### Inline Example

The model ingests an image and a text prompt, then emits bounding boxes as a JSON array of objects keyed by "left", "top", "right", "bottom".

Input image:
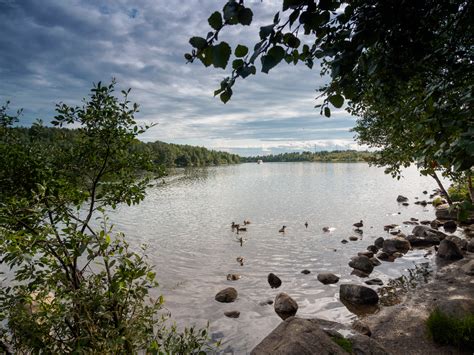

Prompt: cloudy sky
[{"left": 0, "top": 0, "right": 362, "bottom": 156}]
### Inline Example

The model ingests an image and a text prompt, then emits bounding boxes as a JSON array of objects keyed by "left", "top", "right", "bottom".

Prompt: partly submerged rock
[
  {"left": 224, "top": 310, "right": 240, "bottom": 318},
  {"left": 340, "top": 284, "right": 379, "bottom": 305},
  {"left": 349, "top": 256, "right": 374, "bottom": 274},
  {"left": 365, "top": 278, "right": 383, "bottom": 286},
  {"left": 382, "top": 237, "right": 411, "bottom": 254},
  {"left": 317, "top": 272, "right": 340, "bottom": 285},
  {"left": 274, "top": 293, "right": 298, "bottom": 320},
  {"left": 215, "top": 287, "right": 238, "bottom": 303},
  {"left": 374, "top": 237, "right": 385, "bottom": 249},
  {"left": 349, "top": 236, "right": 359, "bottom": 241},
  {"left": 397, "top": 195, "right": 408, "bottom": 202},
  {"left": 268, "top": 273, "right": 282, "bottom": 289},
  {"left": 301, "top": 269, "right": 311, "bottom": 275}
]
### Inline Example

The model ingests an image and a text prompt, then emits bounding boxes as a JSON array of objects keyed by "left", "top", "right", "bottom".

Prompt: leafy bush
[
  {"left": 0, "top": 82, "right": 215, "bottom": 353},
  {"left": 426, "top": 309, "right": 474, "bottom": 350}
]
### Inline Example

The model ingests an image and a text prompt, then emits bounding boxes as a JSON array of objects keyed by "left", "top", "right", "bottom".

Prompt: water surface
[{"left": 110, "top": 162, "right": 443, "bottom": 353}]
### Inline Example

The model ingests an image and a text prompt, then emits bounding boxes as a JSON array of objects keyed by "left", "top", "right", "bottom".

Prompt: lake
[{"left": 110, "top": 162, "right": 444, "bottom": 354}]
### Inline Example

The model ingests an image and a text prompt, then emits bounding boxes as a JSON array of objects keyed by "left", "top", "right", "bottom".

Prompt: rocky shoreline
[{"left": 236, "top": 193, "right": 474, "bottom": 354}]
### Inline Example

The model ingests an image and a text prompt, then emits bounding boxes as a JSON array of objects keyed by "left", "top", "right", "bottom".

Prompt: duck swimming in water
[
  {"left": 279, "top": 226, "right": 287, "bottom": 233},
  {"left": 322, "top": 226, "right": 330, "bottom": 232},
  {"left": 353, "top": 220, "right": 364, "bottom": 228},
  {"left": 304, "top": 221, "right": 308, "bottom": 228}
]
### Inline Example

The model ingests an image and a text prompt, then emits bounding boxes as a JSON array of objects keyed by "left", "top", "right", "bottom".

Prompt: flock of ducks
[{"left": 230, "top": 219, "right": 364, "bottom": 235}]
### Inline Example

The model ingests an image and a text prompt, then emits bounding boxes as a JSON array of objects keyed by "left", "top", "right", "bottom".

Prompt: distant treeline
[
  {"left": 241, "top": 150, "right": 373, "bottom": 162},
  {"left": 7, "top": 126, "right": 240, "bottom": 168}
]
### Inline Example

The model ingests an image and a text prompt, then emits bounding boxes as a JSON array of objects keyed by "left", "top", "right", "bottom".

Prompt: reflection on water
[{"left": 109, "top": 162, "right": 445, "bottom": 353}]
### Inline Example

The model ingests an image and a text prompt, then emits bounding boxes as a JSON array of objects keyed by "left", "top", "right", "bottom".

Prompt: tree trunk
[
  {"left": 430, "top": 171, "right": 452, "bottom": 206},
  {"left": 468, "top": 172, "right": 474, "bottom": 204}
]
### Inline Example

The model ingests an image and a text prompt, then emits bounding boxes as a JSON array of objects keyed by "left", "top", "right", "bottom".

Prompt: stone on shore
[
  {"left": 349, "top": 256, "right": 374, "bottom": 274},
  {"left": 352, "top": 320, "right": 372, "bottom": 336},
  {"left": 274, "top": 293, "right": 298, "bottom": 320},
  {"left": 268, "top": 273, "right": 282, "bottom": 288},
  {"left": 317, "top": 272, "right": 340, "bottom": 285},
  {"left": 382, "top": 237, "right": 411, "bottom": 255},
  {"left": 340, "top": 284, "right": 379, "bottom": 305},
  {"left": 367, "top": 245, "right": 378, "bottom": 254},
  {"left": 405, "top": 233, "right": 441, "bottom": 247},
  {"left": 369, "top": 257, "right": 381, "bottom": 266},
  {"left": 215, "top": 287, "right": 238, "bottom": 303},
  {"left": 412, "top": 225, "right": 447, "bottom": 240},
  {"left": 437, "top": 239, "right": 463, "bottom": 260},
  {"left": 250, "top": 318, "right": 347, "bottom": 355},
  {"left": 461, "top": 260, "right": 474, "bottom": 275},
  {"left": 435, "top": 204, "right": 457, "bottom": 220}
]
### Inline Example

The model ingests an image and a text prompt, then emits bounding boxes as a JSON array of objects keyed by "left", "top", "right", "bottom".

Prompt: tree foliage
[
  {"left": 242, "top": 150, "right": 372, "bottom": 162},
  {"left": 187, "top": 0, "right": 473, "bottom": 200},
  {"left": 0, "top": 82, "right": 214, "bottom": 353}
]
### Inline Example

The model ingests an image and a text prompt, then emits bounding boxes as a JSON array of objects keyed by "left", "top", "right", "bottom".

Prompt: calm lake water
[{"left": 110, "top": 162, "right": 444, "bottom": 354}]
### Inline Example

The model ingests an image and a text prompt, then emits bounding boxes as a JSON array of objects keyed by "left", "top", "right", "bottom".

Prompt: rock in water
[
  {"left": 374, "top": 237, "right": 385, "bottom": 249},
  {"left": 437, "top": 239, "right": 463, "bottom": 260},
  {"left": 301, "top": 269, "right": 311, "bottom": 274},
  {"left": 274, "top": 293, "right": 298, "bottom": 320},
  {"left": 267, "top": 273, "right": 282, "bottom": 288},
  {"left": 317, "top": 273, "right": 340, "bottom": 284},
  {"left": 215, "top": 287, "right": 238, "bottom": 303},
  {"left": 382, "top": 237, "right": 411, "bottom": 255},
  {"left": 365, "top": 278, "right": 383, "bottom": 286},
  {"left": 224, "top": 310, "right": 240, "bottom": 318},
  {"left": 349, "top": 236, "right": 359, "bottom": 241},
  {"left": 397, "top": 195, "right": 408, "bottom": 202},
  {"left": 339, "top": 284, "right": 379, "bottom": 305},
  {"left": 349, "top": 256, "right": 374, "bottom": 274}
]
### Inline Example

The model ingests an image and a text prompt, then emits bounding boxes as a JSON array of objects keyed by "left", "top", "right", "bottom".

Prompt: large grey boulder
[
  {"left": 412, "top": 225, "right": 447, "bottom": 239},
  {"left": 349, "top": 256, "right": 374, "bottom": 274},
  {"left": 445, "top": 235, "right": 468, "bottom": 251},
  {"left": 215, "top": 287, "right": 238, "bottom": 303},
  {"left": 251, "top": 318, "right": 347, "bottom": 355},
  {"left": 437, "top": 239, "right": 463, "bottom": 260},
  {"left": 274, "top": 293, "right": 298, "bottom": 320},
  {"left": 382, "top": 237, "right": 411, "bottom": 254},
  {"left": 340, "top": 284, "right": 379, "bottom": 305},
  {"left": 405, "top": 233, "right": 441, "bottom": 247},
  {"left": 435, "top": 204, "right": 457, "bottom": 220}
]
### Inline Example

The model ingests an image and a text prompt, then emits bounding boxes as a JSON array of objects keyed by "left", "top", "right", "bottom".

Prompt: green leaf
[
  {"left": 324, "top": 107, "right": 331, "bottom": 117},
  {"left": 232, "top": 59, "right": 244, "bottom": 70},
  {"left": 283, "top": 33, "right": 300, "bottom": 48},
  {"left": 220, "top": 88, "right": 232, "bottom": 103},
  {"left": 208, "top": 11, "right": 223, "bottom": 30},
  {"left": 259, "top": 24, "right": 274, "bottom": 40},
  {"left": 261, "top": 46, "right": 285, "bottom": 74},
  {"left": 223, "top": 2, "right": 239, "bottom": 24},
  {"left": 197, "top": 47, "right": 213, "bottom": 67},
  {"left": 189, "top": 37, "right": 207, "bottom": 50},
  {"left": 235, "top": 44, "right": 249, "bottom": 58},
  {"left": 328, "top": 94, "right": 344, "bottom": 108},
  {"left": 238, "top": 8, "right": 253, "bottom": 26},
  {"left": 212, "top": 42, "right": 231, "bottom": 69}
]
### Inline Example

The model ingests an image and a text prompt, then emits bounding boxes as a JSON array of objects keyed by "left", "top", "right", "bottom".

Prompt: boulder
[
  {"left": 435, "top": 204, "right": 457, "bottom": 220},
  {"left": 435, "top": 298, "right": 474, "bottom": 319},
  {"left": 250, "top": 318, "right": 347, "bottom": 355},
  {"left": 405, "top": 233, "right": 441, "bottom": 247},
  {"left": 351, "top": 269, "right": 370, "bottom": 278},
  {"left": 382, "top": 237, "right": 411, "bottom": 254},
  {"left": 358, "top": 251, "right": 374, "bottom": 258},
  {"left": 367, "top": 245, "right": 378, "bottom": 254},
  {"left": 352, "top": 320, "right": 372, "bottom": 337},
  {"left": 215, "top": 287, "right": 238, "bottom": 303},
  {"left": 437, "top": 239, "right": 463, "bottom": 260},
  {"left": 224, "top": 310, "right": 240, "bottom": 318},
  {"left": 365, "top": 278, "right": 383, "bottom": 286},
  {"left": 468, "top": 240, "right": 474, "bottom": 253},
  {"left": 445, "top": 235, "right": 468, "bottom": 251},
  {"left": 339, "top": 284, "right": 379, "bottom": 305},
  {"left": 349, "top": 256, "right": 374, "bottom": 274},
  {"left": 461, "top": 260, "right": 474, "bottom": 275},
  {"left": 274, "top": 293, "right": 298, "bottom": 320},
  {"left": 301, "top": 269, "right": 311, "bottom": 275},
  {"left": 412, "top": 225, "right": 447, "bottom": 240},
  {"left": 374, "top": 237, "right": 385, "bottom": 249},
  {"left": 443, "top": 220, "right": 457, "bottom": 232},
  {"left": 317, "top": 272, "right": 340, "bottom": 285},
  {"left": 397, "top": 195, "right": 408, "bottom": 202},
  {"left": 268, "top": 273, "right": 282, "bottom": 288}
]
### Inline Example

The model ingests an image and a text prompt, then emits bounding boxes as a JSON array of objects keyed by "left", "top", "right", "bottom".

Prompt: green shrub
[
  {"left": 331, "top": 336, "right": 353, "bottom": 353},
  {"left": 448, "top": 179, "right": 472, "bottom": 202},
  {"left": 426, "top": 309, "right": 474, "bottom": 350}
]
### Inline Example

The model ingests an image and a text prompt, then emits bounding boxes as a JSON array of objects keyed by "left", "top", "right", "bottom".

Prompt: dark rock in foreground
[
  {"left": 274, "top": 293, "right": 298, "bottom": 320},
  {"left": 215, "top": 287, "right": 238, "bottom": 303},
  {"left": 317, "top": 272, "right": 339, "bottom": 285},
  {"left": 268, "top": 273, "right": 282, "bottom": 288},
  {"left": 340, "top": 284, "right": 379, "bottom": 305},
  {"left": 437, "top": 239, "right": 463, "bottom": 260},
  {"left": 250, "top": 318, "right": 346, "bottom": 355}
]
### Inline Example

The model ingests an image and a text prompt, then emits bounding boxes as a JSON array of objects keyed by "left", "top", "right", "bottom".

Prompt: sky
[{"left": 0, "top": 0, "right": 363, "bottom": 156}]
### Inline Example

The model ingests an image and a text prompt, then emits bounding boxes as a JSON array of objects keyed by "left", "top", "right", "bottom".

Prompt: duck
[
  {"left": 279, "top": 226, "right": 287, "bottom": 233},
  {"left": 237, "top": 226, "right": 247, "bottom": 232},
  {"left": 243, "top": 220, "right": 251, "bottom": 225},
  {"left": 227, "top": 273, "right": 241, "bottom": 281},
  {"left": 322, "top": 226, "right": 330, "bottom": 232},
  {"left": 236, "top": 256, "right": 244, "bottom": 266},
  {"left": 304, "top": 221, "right": 308, "bottom": 228},
  {"left": 231, "top": 222, "right": 239, "bottom": 230},
  {"left": 353, "top": 220, "right": 364, "bottom": 228}
]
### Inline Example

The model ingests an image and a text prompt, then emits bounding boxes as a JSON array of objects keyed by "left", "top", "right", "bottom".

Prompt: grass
[
  {"left": 331, "top": 336, "right": 353, "bottom": 353},
  {"left": 426, "top": 308, "right": 474, "bottom": 350}
]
